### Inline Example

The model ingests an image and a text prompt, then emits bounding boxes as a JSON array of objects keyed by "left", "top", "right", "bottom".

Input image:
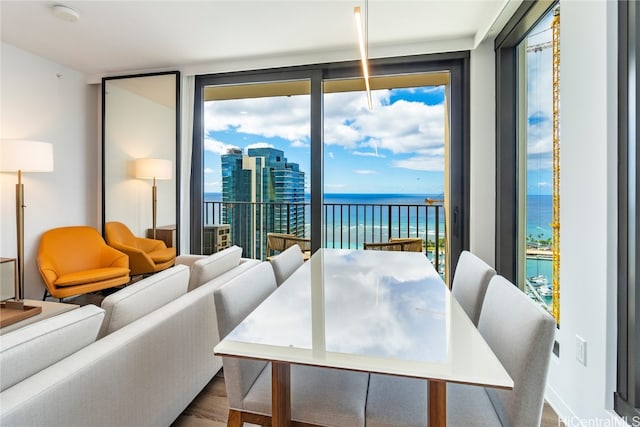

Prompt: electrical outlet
[{"left": 576, "top": 335, "right": 587, "bottom": 366}]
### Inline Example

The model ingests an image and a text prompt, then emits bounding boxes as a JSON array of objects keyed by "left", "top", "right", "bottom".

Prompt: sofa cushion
[
  {"left": 98, "top": 265, "right": 189, "bottom": 338},
  {"left": 0, "top": 304, "right": 105, "bottom": 392},
  {"left": 187, "top": 245, "right": 243, "bottom": 291}
]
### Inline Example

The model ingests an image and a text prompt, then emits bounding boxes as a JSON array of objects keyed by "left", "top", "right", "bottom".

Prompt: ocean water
[
  {"left": 205, "top": 192, "right": 448, "bottom": 244},
  {"left": 526, "top": 194, "right": 553, "bottom": 241},
  {"left": 205, "top": 193, "right": 553, "bottom": 240}
]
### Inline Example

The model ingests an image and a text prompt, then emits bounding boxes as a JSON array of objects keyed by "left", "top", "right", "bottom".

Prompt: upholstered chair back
[
  {"left": 214, "top": 262, "right": 277, "bottom": 409},
  {"left": 269, "top": 244, "right": 304, "bottom": 286},
  {"left": 451, "top": 251, "right": 496, "bottom": 325},
  {"left": 478, "top": 275, "right": 556, "bottom": 426},
  {"left": 105, "top": 221, "right": 139, "bottom": 248}
]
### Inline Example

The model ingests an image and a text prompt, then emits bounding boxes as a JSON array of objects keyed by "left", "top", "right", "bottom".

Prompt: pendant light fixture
[{"left": 354, "top": 4, "right": 373, "bottom": 110}]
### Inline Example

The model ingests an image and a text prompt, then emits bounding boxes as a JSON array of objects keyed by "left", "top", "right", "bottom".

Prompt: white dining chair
[
  {"left": 365, "top": 274, "right": 556, "bottom": 427},
  {"left": 214, "top": 262, "right": 369, "bottom": 427},
  {"left": 451, "top": 250, "right": 496, "bottom": 325},
  {"left": 269, "top": 244, "right": 304, "bottom": 286}
]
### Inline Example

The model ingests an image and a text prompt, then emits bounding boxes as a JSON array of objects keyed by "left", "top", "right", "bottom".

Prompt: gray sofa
[{"left": 0, "top": 246, "right": 260, "bottom": 427}]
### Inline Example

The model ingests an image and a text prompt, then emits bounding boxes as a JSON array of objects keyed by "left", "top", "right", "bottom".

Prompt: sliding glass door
[
  {"left": 191, "top": 53, "right": 469, "bottom": 282},
  {"left": 322, "top": 73, "right": 450, "bottom": 277}
]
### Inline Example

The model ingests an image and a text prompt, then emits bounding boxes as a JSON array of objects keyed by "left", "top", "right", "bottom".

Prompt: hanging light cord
[{"left": 354, "top": 1, "right": 373, "bottom": 110}]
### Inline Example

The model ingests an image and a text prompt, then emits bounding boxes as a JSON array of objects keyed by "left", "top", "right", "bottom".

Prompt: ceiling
[{"left": 1, "top": 1, "right": 520, "bottom": 81}]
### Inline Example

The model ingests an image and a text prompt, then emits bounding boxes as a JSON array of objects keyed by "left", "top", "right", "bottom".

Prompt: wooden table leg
[
  {"left": 272, "top": 362, "right": 291, "bottom": 427},
  {"left": 429, "top": 380, "right": 446, "bottom": 427}
]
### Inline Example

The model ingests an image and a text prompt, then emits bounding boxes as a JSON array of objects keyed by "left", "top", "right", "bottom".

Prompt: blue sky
[
  {"left": 525, "top": 10, "right": 554, "bottom": 196},
  {"left": 203, "top": 85, "right": 446, "bottom": 195}
]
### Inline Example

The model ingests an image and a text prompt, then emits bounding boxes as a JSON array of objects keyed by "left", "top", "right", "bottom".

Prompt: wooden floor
[{"left": 172, "top": 370, "right": 564, "bottom": 427}]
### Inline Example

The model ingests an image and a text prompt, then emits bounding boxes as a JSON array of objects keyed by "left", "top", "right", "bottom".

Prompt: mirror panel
[{"left": 102, "top": 72, "right": 180, "bottom": 251}]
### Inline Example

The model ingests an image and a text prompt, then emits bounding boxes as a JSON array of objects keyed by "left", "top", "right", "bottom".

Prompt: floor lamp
[
  {"left": 135, "top": 158, "right": 172, "bottom": 240},
  {"left": 0, "top": 140, "right": 54, "bottom": 307}
]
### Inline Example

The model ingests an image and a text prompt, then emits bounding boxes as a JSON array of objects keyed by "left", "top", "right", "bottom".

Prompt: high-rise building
[{"left": 221, "top": 147, "right": 306, "bottom": 259}]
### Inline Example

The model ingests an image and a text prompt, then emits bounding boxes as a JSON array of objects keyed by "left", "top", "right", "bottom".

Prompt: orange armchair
[
  {"left": 37, "top": 226, "right": 130, "bottom": 300},
  {"left": 105, "top": 221, "right": 176, "bottom": 276}
]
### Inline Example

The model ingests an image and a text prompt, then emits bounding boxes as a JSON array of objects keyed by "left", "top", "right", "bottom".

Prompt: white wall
[
  {"left": 0, "top": 42, "right": 99, "bottom": 300},
  {"left": 469, "top": 39, "right": 496, "bottom": 266},
  {"left": 543, "top": 1, "right": 620, "bottom": 423}
]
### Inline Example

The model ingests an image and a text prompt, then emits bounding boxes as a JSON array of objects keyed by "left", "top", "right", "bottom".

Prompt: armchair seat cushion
[
  {"left": 55, "top": 267, "right": 131, "bottom": 287},
  {"left": 149, "top": 247, "right": 177, "bottom": 264}
]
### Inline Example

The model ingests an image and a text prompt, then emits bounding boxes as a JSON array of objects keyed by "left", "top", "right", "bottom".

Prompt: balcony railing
[{"left": 204, "top": 200, "right": 446, "bottom": 275}]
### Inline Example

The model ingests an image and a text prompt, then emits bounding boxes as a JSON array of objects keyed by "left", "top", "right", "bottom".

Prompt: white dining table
[{"left": 214, "top": 248, "right": 513, "bottom": 427}]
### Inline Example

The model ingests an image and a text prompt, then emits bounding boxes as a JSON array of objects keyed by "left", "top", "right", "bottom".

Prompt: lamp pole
[
  {"left": 15, "top": 170, "right": 25, "bottom": 301},
  {"left": 152, "top": 176, "right": 158, "bottom": 240}
]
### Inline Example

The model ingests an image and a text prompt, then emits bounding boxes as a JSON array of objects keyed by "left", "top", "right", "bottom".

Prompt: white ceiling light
[
  {"left": 354, "top": 5, "right": 372, "bottom": 111},
  {"left": 52, "top": 5, "right": 80, "bottom": 23}
]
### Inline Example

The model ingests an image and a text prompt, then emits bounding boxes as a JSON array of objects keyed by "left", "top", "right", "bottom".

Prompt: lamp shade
[
  {"left": 0, "top": 140, "right": 54, "bottom": 172},
  {"left": 134, "top": 158, "right": 172, "bottom": 180}
]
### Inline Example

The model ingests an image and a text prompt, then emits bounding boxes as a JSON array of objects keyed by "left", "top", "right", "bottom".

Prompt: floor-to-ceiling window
[
  {"left": 495, "top": 0, "right": 560, "bottom": 323},
  {"left": 191, "top": 54, "right": 469, "bottom": 280}
]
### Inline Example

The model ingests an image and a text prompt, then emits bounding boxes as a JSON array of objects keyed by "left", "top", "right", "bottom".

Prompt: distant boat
[
  {"left": 528, "top": 275, "right": 549, "bottom": 287},
  {"left": 538, "top": 284, "right": 553, "bottom": 296}
]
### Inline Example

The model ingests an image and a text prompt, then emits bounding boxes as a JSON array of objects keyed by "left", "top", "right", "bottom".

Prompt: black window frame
[
  {"left": 190, "top": 53, "right": 470, "bottom": 278},
  {"left": 615, "top": 0, "right": 640, "bottom": 420}
]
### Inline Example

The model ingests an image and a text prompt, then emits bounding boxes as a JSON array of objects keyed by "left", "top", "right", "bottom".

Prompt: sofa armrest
[{"left": 175, "top": 254, "right": 207, "bottom": 269}]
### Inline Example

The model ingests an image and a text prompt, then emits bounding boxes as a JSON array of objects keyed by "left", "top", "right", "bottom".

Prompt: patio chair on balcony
[
  {"left": 266, "top": 232, "right": 311, "bottom": 261},
  {"left": 364, "top": 241, "right": 404, "bottom": 251},
  {"left": 364, "top": 238, "right": 424, "bottom": 252},
  {"left": 389, "top": 237, "right": 424, "bottom": 252}
]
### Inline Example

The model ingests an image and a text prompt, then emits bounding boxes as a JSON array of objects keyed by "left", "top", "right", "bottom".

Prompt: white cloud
[
  {"left": 353, "top": 150, "right": 386, "bottom": 158},
  {"left": 204, "top": 137, "right": 239, "bottom": 155},
  {"left": 324, "top": 91, "right": 445, "bottom": 155},
  {"left": 205, "top": 86, "right": 447, "bottom": 175},
  {"left": 353, "top": 169, "right": 378, "bottom": 175},
  {"left": 204, "top": 168, "right": 215, "bottom": 174},
  {"left": 204, "top": 180, "right": 221, "bottom": 192},
  {"left": 204, "top": 95, "right": 310, "bottom": 143},
  {"left": 392, "top": 155, "right": 444, "bottom": 172},
  {"left": 246, "top": 142, "right": 274, "bottom": 150},
  {"left": 290, "top": 140, "right": 310, "bottom": 148}
]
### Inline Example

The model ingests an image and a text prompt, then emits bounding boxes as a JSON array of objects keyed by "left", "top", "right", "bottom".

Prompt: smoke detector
[{"left": 52, "top": 5, "right": 80, "bottom": 23}]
